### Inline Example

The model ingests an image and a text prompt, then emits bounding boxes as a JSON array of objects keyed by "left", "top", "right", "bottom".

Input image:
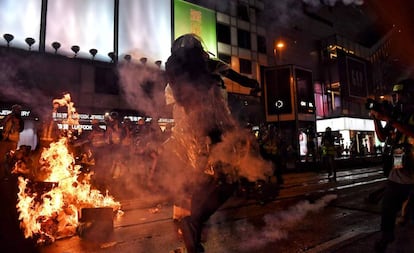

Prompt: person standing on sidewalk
[
  {"left": 369, "top": 78, "right": 414, "bottom": 253},
  {"left": 321, "top": 127, "right": 337, "bottom": 181}
]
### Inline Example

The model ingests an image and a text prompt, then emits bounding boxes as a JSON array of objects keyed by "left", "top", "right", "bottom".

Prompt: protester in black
[
  {"left": 0, "top": 104, "right": 24, "bottom": 178},
  {"left": 164, "top": 34, "right": 266, "bottom": 253},
  {"left": 1, "top": 104, "right": 24, "bottom": 147}
]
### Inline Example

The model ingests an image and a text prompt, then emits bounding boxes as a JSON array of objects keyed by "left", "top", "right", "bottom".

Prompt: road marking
[
  {"left": 333, "top": 177, "right": 386, "bottom": 190},
  {"left": 305, "top": 230, "right": 374, "bottom": 252}
]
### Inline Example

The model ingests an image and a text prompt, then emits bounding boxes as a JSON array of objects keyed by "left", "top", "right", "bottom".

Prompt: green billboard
[{"left": 174, "top": 0, "right": 217, "bottom": 57}]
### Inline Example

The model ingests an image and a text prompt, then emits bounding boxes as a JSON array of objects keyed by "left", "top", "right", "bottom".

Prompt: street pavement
[
  {"left": 312, "top": 224, "right": 414, "bottom": 253},
  {"left": 3, "top": 163, "right": 414, "bottom": 253}
]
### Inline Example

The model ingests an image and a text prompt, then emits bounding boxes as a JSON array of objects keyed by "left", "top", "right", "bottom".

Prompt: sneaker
[{"left": 197, "top": 243, "right": 205, "bottom": 252}]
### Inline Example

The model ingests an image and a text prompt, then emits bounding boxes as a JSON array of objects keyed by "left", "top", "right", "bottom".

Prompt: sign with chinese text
[{"left": 174, "top": 0, "right": 217, "bottom": 56}]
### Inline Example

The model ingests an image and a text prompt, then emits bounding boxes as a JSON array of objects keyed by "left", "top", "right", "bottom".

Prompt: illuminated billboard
[
  {"left": 0, "top": 0, "right": 42, "bottom": 50},
  {"left": 174, "top": 0, "right": 217, "bottom": 57},
  {"left": 45, "top": 0, "right": 115, "bottom": 61},
  {"left": 1, "top": 0, "right": 172, "bottom": 64},
  {"left": 119, "top": 0, "right": 172, "bottom": 67}
]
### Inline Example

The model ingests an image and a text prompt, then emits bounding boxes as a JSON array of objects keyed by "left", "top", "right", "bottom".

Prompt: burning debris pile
[{"left": 15, "top": 94, "right": 121, "bottom": 245}]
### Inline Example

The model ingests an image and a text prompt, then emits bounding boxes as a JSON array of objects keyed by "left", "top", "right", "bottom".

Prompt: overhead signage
[
  {"left": 0, "top": 109, "right": 31, "bottom": 117},
  {"left": 57, "top": 123, "right": 94, "bottom": 131},
  {"left": 53, "top": 112, "right": 105, "bottom": 122}
]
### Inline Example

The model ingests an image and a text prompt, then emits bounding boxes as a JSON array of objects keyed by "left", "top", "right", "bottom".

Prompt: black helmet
[
  {"left": 392, "top": 78, "right": 414, "bottom": 94},
  {"left": 392, "top": 78, "right": 414, "bottom": 108},
  {"left": 110, "top": 111, "right": 119, "bottom": 119},
  {"left": 11, "top": 104, "right": 22, "bottom": 114},
  {"left": 171, "top": 34, "right": 204, "bottom": 54}
]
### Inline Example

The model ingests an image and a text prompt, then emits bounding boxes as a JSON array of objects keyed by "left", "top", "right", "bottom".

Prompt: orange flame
[
  {"left": 52, "top": 92, "right": 81, "bottom": 135},
  {"left": 16, "top": 137, "right": 121, "bottom": 244}
]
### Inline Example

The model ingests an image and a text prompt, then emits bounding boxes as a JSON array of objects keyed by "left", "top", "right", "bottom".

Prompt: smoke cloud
[
  {"left": 117, "top": 62, "right": 167, "bottom": 119},
  {"left": 226, "top": 194, "right": 338, "bottom": 251},
  {"left": 0, "top": 56, "right": 53, "bottom": 118},
  {"left": 259, "top": 0, "right": 364, "bottom": 29},
  {"left": 114, "top": 59, "right": 273, "bottom": 201}
]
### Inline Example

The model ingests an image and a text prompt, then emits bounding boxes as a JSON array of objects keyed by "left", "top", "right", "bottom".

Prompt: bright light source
[{"left": 276, "top": 41, "right": 285, "bottom": 49}]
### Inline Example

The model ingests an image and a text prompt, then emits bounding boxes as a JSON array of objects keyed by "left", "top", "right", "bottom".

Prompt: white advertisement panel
[
  {"left": 45, "top": 0, "right": 115, "bottom": 61},
  {"left": 0, "top": 0, "right": 42, "bottom": 50},
  {"left": 118, "top": 0, "right": 172, "bottom": 67},
  {"left": 1, "top": 0, "right": 172, "bottom": 65}
]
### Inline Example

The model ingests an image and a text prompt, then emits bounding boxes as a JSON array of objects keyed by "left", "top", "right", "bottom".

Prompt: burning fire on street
[{"left": 15, "top": 94, "right": 122, "bottom": 245}]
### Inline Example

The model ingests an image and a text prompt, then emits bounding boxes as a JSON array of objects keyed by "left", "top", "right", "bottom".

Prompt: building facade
[{"left": 0, "top": 0, "right": 403, "bottom": 159}]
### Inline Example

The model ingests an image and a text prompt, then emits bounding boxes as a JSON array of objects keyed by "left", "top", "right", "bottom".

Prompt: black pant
[
  {"left": 272, "top": 155, "right": 284, "bottom": 184},
  {"left": 380, "top": 180, "right": 414, "bottom": 241},
  {"left": 322, "top": 155, "right": 335, "bottom": 178},
  {"left": 189, "top": 177, "right": 237, "bottom": 244}
]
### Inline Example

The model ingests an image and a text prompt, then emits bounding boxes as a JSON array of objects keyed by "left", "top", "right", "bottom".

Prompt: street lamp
[
  {"left": 108, "top": 52, "right": 115, "bottom": 63},
  {"left": 3, "top": 33, "right": 14, "bottom": 47},
  {"left": 140, "top": 57, "right": 147, "bottom": 65},
  {"left": 71, "top": 45, "right": 80, "bottom": 58},
  {"left": 273, "top": 40, "right": 285, "bottom": 65},
  {"left": 155, "top": 60, "right": 162, "bottom": 68},
  {"left": 25, "top": 37, "right": 35, "bottom": 51},
  {"left": 124, "top": 54, "right": 132, "bottom": 62},
  {"left": 89, "top": 48, "right": 98, "bottom": 60},
  {"left": 272, "top": 40, "right": 286, "bottom": 134},
  {"left": 52, "top": 41, "right": 61, "bottom": 54}
]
